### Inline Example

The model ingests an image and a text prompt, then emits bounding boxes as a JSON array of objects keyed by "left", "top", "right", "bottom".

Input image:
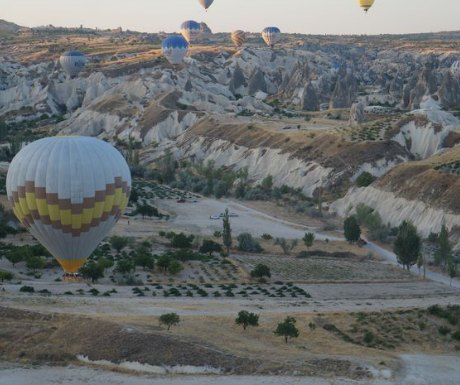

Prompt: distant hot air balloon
[
  {"left": 357, "top": 0, "right": 375, "bottom": 13},
  {"left": 6, "top": 136, "right": 131, "bottom": 275},
  {"left": 198, "top": 0, "right": 214, "bottom": 11},
  {"left": 162, "top": 35, "right": 189, "bottom": 65},
  {"left": 59, "top": 50, "right": 86, "bottom": 78},
  {"left": 180, "top": 20, "right": 201, "bottom": 45},
  {"left": 451, "top": 61, "right": 460, "bottom": 80},
  {"left": 231, "top": 30, "right": 246, "bottom": 48},
  {"left": 262, "top": 27, "right": 281, "bottom": 48}
]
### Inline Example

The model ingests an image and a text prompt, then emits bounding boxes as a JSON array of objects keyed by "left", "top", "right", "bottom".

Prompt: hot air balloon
[
  {"left": 198, "top": 0, "right": 214, "bottom": 11},
  {"left": 181, "top": 20, "right": 201, "bottom": 45},
  {"left": 451, "top": 61, "right": 460, "bottom": 80},
  {"left": 262, "top": 27, "right": 281, "bottom": 48},
  {"left": 6, "top": 136, "right": 131, "bottom": 275},
  {"left": 231, "top": 30, "right": 246, "bottom": 48},
  {"left": 357, "top": 0, "right": 375, "bottom": 13},
  {"left": 162, "top": 35, "right": 189, "bottom": 65},
  {"left": 59, "top": 50, "right": 86, "bottom": 78}
]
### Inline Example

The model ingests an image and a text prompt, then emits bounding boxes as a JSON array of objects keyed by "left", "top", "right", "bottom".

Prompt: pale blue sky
[{"left": 2, "top": 0, "right": 460, "bottom": 35}]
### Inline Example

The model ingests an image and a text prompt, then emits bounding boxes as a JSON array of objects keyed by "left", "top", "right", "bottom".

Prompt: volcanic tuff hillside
[{"left": 1, "top": 26, "right": 460, "bottom": 245}]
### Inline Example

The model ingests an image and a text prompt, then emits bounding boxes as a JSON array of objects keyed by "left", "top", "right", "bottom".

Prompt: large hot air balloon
[
  {"left": 181, "top": 20, "right": 201, "bottom": 45},
  {"left": 451, "top": 61, "right": 460, "bottom": 80},
  {"left": 198, "top": 0, "right": 214, "bottom": 11},
  {"left": 357, "top": 0, "right": 375, "bottom": 13},
  {"left": 162, "top": 35, "right": 189, "bottom": 65},
  {"left": 262, "top": 27, "right": 281, "bottom": 48},
  {"left": 6, "top": 136, "right": 131, "bottom": 274},
  {"left": 231, "top": 30, "right": 246, "bottom": 48},
  {"left": 59, "top": 50, "right": 86, "bottom": 78}
]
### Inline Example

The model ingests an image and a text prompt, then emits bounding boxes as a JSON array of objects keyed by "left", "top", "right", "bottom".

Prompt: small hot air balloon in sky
[
  {"left": 451, "top": 61, "right": 460, "bottom": 80},
  {"left": 198, "top": 0, "right": 214, "bottom": 11},
  {"left": 231, "top": 30, "right": 247, "bottom": 48},
  {"left": 181, "top": 20, "right": 201, "bottom": 45},
  {"left": 262, "top": 27, "right": 281, "bottom": 48},
  {"left": 7, "top": 136, "right": 131, "bottom": 275},
  {"left": 357, "top": 0, "right": 375, "bottom": 14},
  {"left": 59, "top": 50, "right": 86, "bottom": 78},
  {"left": 162, "top": 35, "right": 189, "bottom": 65}
]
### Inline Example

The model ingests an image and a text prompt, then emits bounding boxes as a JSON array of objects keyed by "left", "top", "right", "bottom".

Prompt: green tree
[
  {"left": 168, "top": 260, "right": 183, "bottom": 275},
  {"left": 235, "top": 311, "right": 259, "bottom": 330},
  {"left": 0, "top": 271, "right": 13, "bottom": 282},
  {"left": 170, "top": 233, "right": 194, "bottom": 249},
  {"left": 159, "top": 149, "right": 176, "bottom": 183},
  {"left": 275, "top": 238, "right": 298, "bottom": 255},
  {"left": 344, "top": 216, "right": 361, "bottom": 243},
  {"left": 250, "top": 264, "right": 271, "bottom": 279},
  {"left": 274, "top": 316, "right": 299, "bottom": 344},
  {"left": 134, "top": 249, "right": 155, "bottom": 270},
  {"left": 26, "top": 256, "right": 46, "bottom": 272},
  {"left": 129, "top": 188, "right": 139, "bottom": 204},
  {"left": 156, "top": 255, "right": 170, "bottom": 272},
  {"left": 355, "top": 172, "right": 375, "bottom": 187},
  {"left": 303, "top": 232, "right": 315, "bottom": 248},
  {"left": 199, "top": 240, "right": 223, "bottom": 256},
  {"left": 260, "top": 175, "right": 274, "bottom": 191},
  {"left": 79, "top": 260, "right": 105, "bottom": 283},
  {"left": 238, "top": 233, "right": 262, "bottom": 253},
  {"left": 222, "top": 209, "right": 232, "bottom": 257},
  {"left": 435, "top": 224, "right": 452, "bottom": 270},
  {"left": 448, "top": 255, "right": 457, "bottom": 286},
  {"left": 110, "top": 236, "right": 129, "bottom": 252},
  {"left": 393, "top": 220, "right": 421, "bottom": 271},
  {"left": 137, "top": 202, "right": 158, "bottom": 219},
  {"left": 114, "top": 258, "right": 135, "bottom": 276},
  {"left": 159, "top": 313, "right": 180, "bottom": 330}
]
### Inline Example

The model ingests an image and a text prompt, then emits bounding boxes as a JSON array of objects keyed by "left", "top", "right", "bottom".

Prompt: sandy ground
[{"left": 1, "top": 354, "right": 459, "bottom": 385}]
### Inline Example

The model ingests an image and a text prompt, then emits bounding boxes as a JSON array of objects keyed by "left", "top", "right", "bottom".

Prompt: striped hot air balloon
[
  {"left": 262, "top": 27, "right": 281, "bottom": 48},
  {"left": 180, "top": 20, "right": 201, "bottom": 45},
  {"left": 451, "top": 61, "right": 460, "bottom": 80},
  {"left": 6, "top": 137, "right": 131, "bottom": 274},
  {"left": 357, "top": 0, "right": 375, "bottom": 13},
  {"left": 231, "top": 30, "right": 246, "bottom": 48},
  {"left": 162, "top": 35, "right": 189, "bottom": 65},
  {"left": 198, "top": 0, "right": 214, "bottom": 10},
  {"left": 59, "top": 50, "right": 86, "bottom": 78}
]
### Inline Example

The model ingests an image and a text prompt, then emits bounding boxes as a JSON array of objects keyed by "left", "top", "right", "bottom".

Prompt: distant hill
[{"left": 0, "top": 19, "right": 23, "bottom": 33}]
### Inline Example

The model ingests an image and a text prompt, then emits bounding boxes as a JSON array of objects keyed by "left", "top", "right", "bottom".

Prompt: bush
[
  {"left": 452, "top": 331, "right": 460, "bottom": 341},
  {"left": 19, "top": 286, "right": 35, "bottom": 293},
  {"left": 159, "top": 313, "right": 180, "bottom": 330},
  {"left": 250, "top": 264, "right": 271, "bottom": 279},
  {"left": 170, "top": 233, "right": 194, "bottom": 249},
  {"left": 356, "top": 172, "right": 376, "bottom": 187},
  {"left": 237, "top": 233, "right": 262, "bottom": 253},
  {"left": 0, "top": 271, "right": 13, "bottom": 281},
  {"left": 438, "top": 326, "right": 451, "bottom": 336},
  {"left": 261, "top": 233, "right": 273, "bottom": 240}
]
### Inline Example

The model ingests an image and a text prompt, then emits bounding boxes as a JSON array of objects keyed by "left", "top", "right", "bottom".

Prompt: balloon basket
[{"left": 63, "top": 273, "right": 82, "bottom": 282}]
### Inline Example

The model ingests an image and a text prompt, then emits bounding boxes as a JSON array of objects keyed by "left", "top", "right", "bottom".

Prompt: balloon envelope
[
  {"left": 357, "top": 0, "right": 375, "bottom": 13},
  {"left": 6, "top": 137, "right": 131, "bottom": 273},
  {"left": 231, "top": 30, "right": 246, "bottom": 48},
  {"left": 162, "top": 35, "right": 189, "bottom": 65},
  {"left": 198, "top": 0, "right": 214, "bottom": 10},
  {"left": 262, "top": 27, "right": 281, "bottom": 48},
  {"left": 59, "top": 50, "right": 86, "bottom": 78},
  {"left": 180, "top": 20, "right": 201, "bottom": 44}
]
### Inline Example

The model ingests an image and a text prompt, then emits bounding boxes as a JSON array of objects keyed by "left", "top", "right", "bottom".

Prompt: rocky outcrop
[
  {"left": 302, "top": 82, "right": 319, "bottom": 111},
  {"left": 329, "top": 69, "right": 357, "bottom": 109},
  {"left": 439, "top": 72, "right": 460, "bottom": 110},
  {"left": 247, "top": 69, "right": 267, "bottom": 96},
  {"left": 349, "top": 102, "right": 365, "bottom": 126}
]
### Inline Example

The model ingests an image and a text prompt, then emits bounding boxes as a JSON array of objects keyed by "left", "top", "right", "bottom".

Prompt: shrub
[
  {"left": 356, "top": 172, "right": 376, "bottom": 187},
  {"left": 250, "top": 264, "right": 271, "bottom": 279},
  {"left": 438, "top": 326, "right": 451, "bottom": 336},
  {"left": 159, "top": 313, "right": 180, "bottom": 330},
  {"left": 19, "top": 285, "right": 34, "bottom": 293},
  {"left": 237, "top": 233, "right": 262, "bottom": 253}
]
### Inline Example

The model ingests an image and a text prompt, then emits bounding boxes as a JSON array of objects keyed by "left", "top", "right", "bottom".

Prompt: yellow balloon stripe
[{"left": 10, "top": 188, "right": 129, "bottom": 232}]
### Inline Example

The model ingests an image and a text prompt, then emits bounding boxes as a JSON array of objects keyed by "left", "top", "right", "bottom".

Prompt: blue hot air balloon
[
  {"left": 262, "top": 27, "right": 281, "bottom": 48},
  {"left": 181, "top": 20, "right": 201, "bottom": 45},
  {"left": 59, "top": 50, "right": 86, "bottom": 78},
  {"left": 162, "top": 35, "right": 189, "bottom": 65}
]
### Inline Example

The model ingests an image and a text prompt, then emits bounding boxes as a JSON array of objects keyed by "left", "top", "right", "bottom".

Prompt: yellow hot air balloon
[
  {"left": 357, "top": 0, "right": 375, "bottom": 13},
  {"left": 6, "top": 136, "right": 131, "bottom": 274}
]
